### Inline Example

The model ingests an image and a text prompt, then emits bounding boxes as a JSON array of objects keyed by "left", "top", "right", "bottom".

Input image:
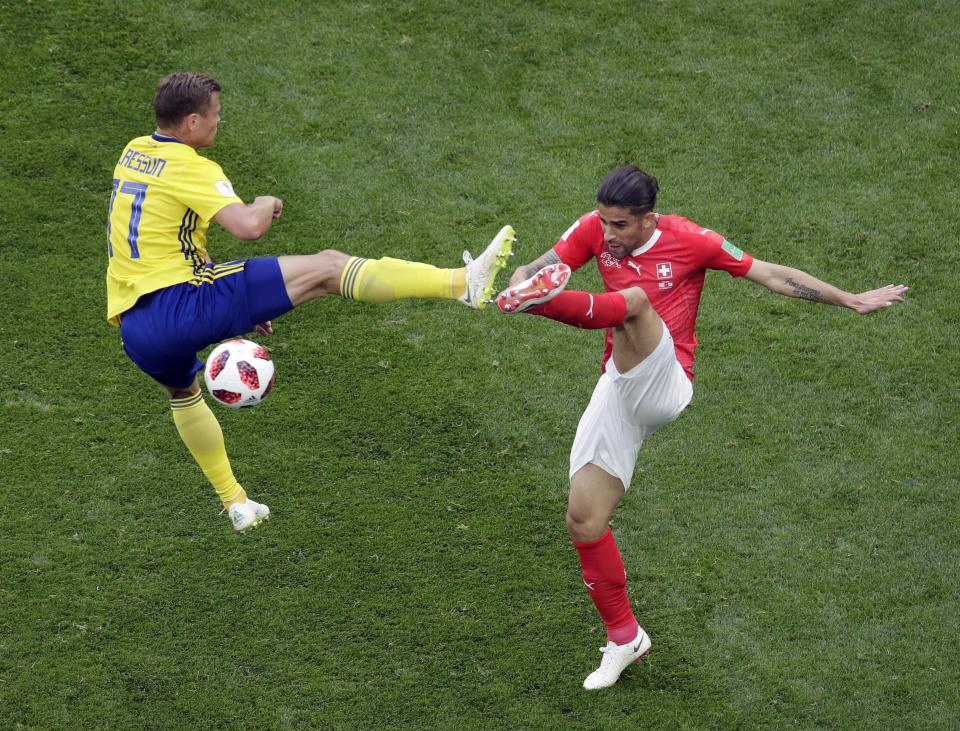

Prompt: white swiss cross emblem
[{"left": 657, "top": 262, "right": 674, "bottom": 289}]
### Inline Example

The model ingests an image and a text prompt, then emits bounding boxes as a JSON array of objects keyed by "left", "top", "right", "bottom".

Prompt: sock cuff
[
  {"left": 169, "top": 391, "right": 204, "bottom": 410},
  {"left": 610, "top": 291, "right": 628, "bottom": 324},
  {"left": 340, "top": 256, "right": 369, "bottom": 300},
  {"left": 572, "top": 526, "right": 614, "bottom": 550}
]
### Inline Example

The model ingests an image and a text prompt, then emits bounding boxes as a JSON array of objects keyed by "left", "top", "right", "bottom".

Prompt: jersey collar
[
  {"left": 151, "top": 132, "right": 186, "bottom": 144},
  {"left": 630, "top": 226, "right": 662, "bottom": 257}
]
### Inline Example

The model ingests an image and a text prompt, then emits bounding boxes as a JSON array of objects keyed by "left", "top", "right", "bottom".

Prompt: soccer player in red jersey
[{"left": 498, "top": 166, "right": 908, "bottom": 689}]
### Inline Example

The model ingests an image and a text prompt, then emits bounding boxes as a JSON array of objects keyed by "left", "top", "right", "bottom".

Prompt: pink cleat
[{"left": 496, "top": 263, "right": 571, "bottom": 313}]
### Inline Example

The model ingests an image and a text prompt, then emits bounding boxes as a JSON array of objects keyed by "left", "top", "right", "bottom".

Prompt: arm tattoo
[
  {"left": 785, "top": 277, "right": 826, "bottom": 303},
  {"left": 521, "top": 250, "right": 562, "bottom": 279}
]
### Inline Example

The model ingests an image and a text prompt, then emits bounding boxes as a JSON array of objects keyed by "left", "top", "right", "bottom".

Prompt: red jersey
[{"left": 553, "top": 211, "right": 754, "bottom": 379}]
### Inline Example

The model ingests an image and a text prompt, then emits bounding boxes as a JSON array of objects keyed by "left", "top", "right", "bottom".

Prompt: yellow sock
[
  {"left": 340, "top": 256, "right": 466, "bottom": 302},
  {"left": 450, "top": 268, "right": 466, "bottom": 298},
  {"left": 169, "top": 391, "right": 245, "bottom": 506}
]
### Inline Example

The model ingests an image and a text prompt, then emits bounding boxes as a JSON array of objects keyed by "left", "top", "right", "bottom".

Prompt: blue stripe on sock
[{"left": 341, "top": 257, "right": 368, "bottom": 300}]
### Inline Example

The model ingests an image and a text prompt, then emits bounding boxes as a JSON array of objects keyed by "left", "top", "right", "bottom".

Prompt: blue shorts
[{"left": 120, "top": 258, "right": 293, "bottom": 388}]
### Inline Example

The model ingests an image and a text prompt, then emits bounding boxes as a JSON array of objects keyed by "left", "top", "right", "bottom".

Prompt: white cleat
[
  {"left": 582, "top": 626, "right": 651, "bottom": 690},
  {"left": 228, "top": 498, "right": 270, "bottom": 534},
  {"left": 496, "top": 262, "right": 571, "bottom": 313},
  {"left": 458, "top": 225, "right": 516, "bottom": 309}
]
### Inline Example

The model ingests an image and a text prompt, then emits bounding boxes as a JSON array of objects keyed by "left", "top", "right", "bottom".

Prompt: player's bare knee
[
  {"left": 620, "top": 286, "right": 653, "bottom": 320},
  {"left": 313, "top": 249, "right": 349, "bottom": 276},
  {"left": 565, "top": 509, "right": 583, "bottom": 537},
  {"left": 304, "top": 249, "right": 349, "bottom": 293},
  {"left": 618, "top": 286, "right": 663, "bottom": 348},
  {"left": 566, "top": 508, "right": 603, "bottom": 542}
]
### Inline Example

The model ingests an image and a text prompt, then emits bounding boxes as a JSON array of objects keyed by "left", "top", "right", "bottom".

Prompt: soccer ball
[{"left": 203, "top": 339, "right": 275, "bottom": 409}]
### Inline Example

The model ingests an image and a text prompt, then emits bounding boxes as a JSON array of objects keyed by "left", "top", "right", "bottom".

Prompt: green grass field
[{"left": 2, "top": 0, "right": 958, "bottom": 727}]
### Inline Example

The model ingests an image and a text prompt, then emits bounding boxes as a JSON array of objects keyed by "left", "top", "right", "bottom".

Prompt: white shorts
[{"left": 569, "top": 325, "right": 693, "bottom": 491}]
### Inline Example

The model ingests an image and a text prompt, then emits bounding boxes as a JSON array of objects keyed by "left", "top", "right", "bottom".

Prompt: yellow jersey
[{"left": 106, "top": 133, "right": 242, "bottom": 325}]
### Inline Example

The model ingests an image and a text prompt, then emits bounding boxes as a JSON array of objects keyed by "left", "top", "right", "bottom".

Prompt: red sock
[
  {"left": 531, "top": 290, "right": 627, "bottom": 329},
  {"left": 574, "top": 527, "right": 640, "bottom": 644}
]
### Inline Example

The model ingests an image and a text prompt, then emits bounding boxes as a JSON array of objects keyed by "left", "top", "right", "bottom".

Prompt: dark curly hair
[{"left": 597, "top": 166, "right": 659, "bottom": 216}]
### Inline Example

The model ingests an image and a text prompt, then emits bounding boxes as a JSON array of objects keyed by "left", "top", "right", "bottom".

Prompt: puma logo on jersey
[
  {"left": 626, "top": 261, "right": 642, "bottom": 278},
  {"left": 585, "top": 294, "right": 594, "bottom": 318}
]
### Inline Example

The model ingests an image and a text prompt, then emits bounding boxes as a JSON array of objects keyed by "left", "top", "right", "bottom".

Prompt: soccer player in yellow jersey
[{"left": 107, "top": 71, "right": 515, "bottom": 533}]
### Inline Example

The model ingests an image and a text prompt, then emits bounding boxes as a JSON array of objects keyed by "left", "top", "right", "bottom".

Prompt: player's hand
[
  {"left": 254, "top": 195, "right": 283, "bottom": 219},
  {"left": 850, "top": 284, "right": 909, "bottom": 314},
  {"left": 252, "top": 321, "right": 274, "bottom": 336}
]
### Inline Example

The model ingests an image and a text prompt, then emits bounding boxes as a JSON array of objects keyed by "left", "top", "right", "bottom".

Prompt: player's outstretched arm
[
  {"left": 508, "top": 249, "right": 562, "bottom": 287},
  {"left": 744, "top": 258, "right": 908, "bottom": 314},
  {"left": 215, "top": 196, "right": 283, "bottom": 241}
]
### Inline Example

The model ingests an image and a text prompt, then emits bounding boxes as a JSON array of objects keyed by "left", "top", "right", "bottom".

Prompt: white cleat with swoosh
[
  {"left": 582, "top": 626, "right": 651, "bottom": 690},
  {"left": 458, "top": 225, "right": 515, "bottom": 309}
]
